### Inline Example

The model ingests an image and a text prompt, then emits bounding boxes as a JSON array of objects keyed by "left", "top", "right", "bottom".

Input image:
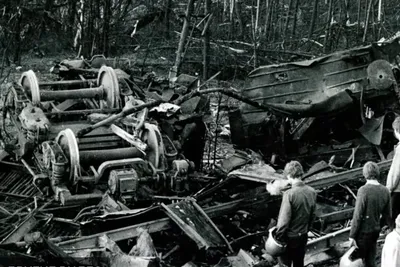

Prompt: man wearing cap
[
  {"left": 349, "top": 161, "right": 392, "bottom": 267},
  {"left": 275, "top": 161, "right": 317, "bottom": 267},
  {"left": 381, "top": 214, "right": 400, "bottom": 267}
]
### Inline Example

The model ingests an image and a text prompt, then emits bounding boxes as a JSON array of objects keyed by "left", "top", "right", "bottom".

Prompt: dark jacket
[
  {"left": 350, "top": 181, "right": 391, "bottom": 239},
  {"left": 276, "top": 180, "right": 317, "bottom": 240}
]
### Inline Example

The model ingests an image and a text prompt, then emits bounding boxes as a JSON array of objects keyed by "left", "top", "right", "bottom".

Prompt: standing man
[
  {"left": 387, "top": 116, "right": 400, "bottom": 223},
  {"left": 381, "top": 214, "right": 400, "bottom": 267},
  {"left": 349, "top": 161, "right": 392, "bottom": 267},
  {"left": 275, "top": 161, "right": 317, "bottom": 267}
]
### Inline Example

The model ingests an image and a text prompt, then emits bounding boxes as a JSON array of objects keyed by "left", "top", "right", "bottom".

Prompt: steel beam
[
  {"left": 39, "top": 87, "right": 104, "bottom": 101},
  {"left": 1, "top": 212, "right": 38, "bottom": 244},
  {"left": 306, "top": 227, "right": 350, "bottom": 254},
  {"left": 57, "top": 199, "right": 242, "bottom": 250},
  {"left": 318, "top": 208, "right": 354, "bottom": 224},
  {"left": 307, "top": 160, "right": 392, "bottom": 189},
  {"left": 231, "top": 160, "right": 392, "bottom": 190},
  {"left": 45, "top": 108, "right": 121, "bottom": 116},
  {"left": 39, "top": 79, "right": 97, "bottom": 87}
]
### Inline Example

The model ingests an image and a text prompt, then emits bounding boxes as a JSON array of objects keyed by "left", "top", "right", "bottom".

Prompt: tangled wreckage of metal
[{"left": 0, "top": 36, "right": 400, "bottom": 266}]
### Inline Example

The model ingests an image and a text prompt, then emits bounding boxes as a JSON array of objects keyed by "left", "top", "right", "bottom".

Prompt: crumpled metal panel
[{"left": 240, "top": 37, "right": 400, "bottom": 121}]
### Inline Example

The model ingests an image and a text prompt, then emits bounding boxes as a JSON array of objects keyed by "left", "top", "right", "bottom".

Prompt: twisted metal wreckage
[{"left": 0, "top": 36, "right": 400, "bottom": 266}]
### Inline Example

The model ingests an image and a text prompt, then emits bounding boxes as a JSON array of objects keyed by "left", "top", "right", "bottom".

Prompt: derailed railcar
[{"left": 230, "top": 37, "right": 400, "bottom": 164}]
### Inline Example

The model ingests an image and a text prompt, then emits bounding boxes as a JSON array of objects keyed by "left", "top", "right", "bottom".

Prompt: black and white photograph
[{"left": 0, "top": 0, "right": 399, "bottom": 266}]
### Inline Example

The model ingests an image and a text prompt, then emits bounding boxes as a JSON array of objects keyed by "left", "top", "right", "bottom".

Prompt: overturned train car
[{"left": 229, "top": 37, "right": 400, "bottom": 165}]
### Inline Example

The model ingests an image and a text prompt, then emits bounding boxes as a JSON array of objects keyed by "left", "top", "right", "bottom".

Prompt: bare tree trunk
[
  {"left": 68, "top": 0, "right": 77, "bottom": 39},
  {"left": 87, "top": 0, "right": 94, "bottom": 56},
  {"left": 74, "top": 0, "right": 84, "bottom": 57},
  {"left": 171, "top": 0, "right": 195, "bottom": 78},
  {"left": 343, "top": 0, "right": 349, "bottom": 48},
  {"left": 255, "top": 0, "right": 261, "bottom": 30},
  {"left": 344, "top": 0, "right": 349, "bottom": 22},
  {"left": 251, "top": 0, "right": 258, "bottom": 68},
  {"left": 271, "top": 0, "right": 278, "bottom": 42},
  {"left": 13, "top": 11, "right": 22, "bottom": 64},
  {"left": 254, "top": 0, "right": 261, "bottom": 67},
  {"left": 102, "top": 0, "right": 111, "bottom": 56},
  {"left": 96, "top": 0, "right": 101, "bottom": 53},
  {"left": 223, "top": 0, "right": 227, "bottom": 22},
  {"left": 164, "top": 0, "right": 171, "bottom": 39},
  {"left": 308, "top": 0, "right": 319, "bottom": 38},
  {"left": 357, "top": 0, "right": 362, "bottom": 38},
  {"left": 235, "top": 0, "right": 244, "bottom": 40},
  {"left": 283, "top": 0, "right": 293, "bottom": 38},
  {"left": 203, "top": 0, "right": 211, "bottom": 80},
  {"left": 324, "top": 0, "right": 333, "bottom": 53},
  {"left": 362, "top": 0, "right": 373, "bottom": 43},
  {"left": 291, "top": 0, "right": 299, "bottom": 38},
  {"left": 40, "top": 0, "right": 54, "bottom": 38},
  {"left": 371, "top": 3, "right": 376, "bottom": 41},
  {"left": 264, "top": 0, "right": 271, "bottom": 37},
  {"left": 229, "top": 0, "right": 235, "bottom": 39},
  {"left": 377, "top": 0, "right": 383, "bottom": 38}
]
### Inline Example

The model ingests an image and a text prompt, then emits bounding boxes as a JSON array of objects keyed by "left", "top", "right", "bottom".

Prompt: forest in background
[{"left": 0, "top": 0, "right": 399, "bottom": 80}]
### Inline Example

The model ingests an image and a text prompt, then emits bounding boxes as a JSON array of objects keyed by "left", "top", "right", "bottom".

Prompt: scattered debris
[{"left": 0, "top": 35, "right": 400, "bottom": 266}]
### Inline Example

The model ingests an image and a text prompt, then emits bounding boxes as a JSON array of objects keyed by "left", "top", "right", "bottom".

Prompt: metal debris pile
[{"left": 0, "top": 36, "right": 400, "bottom": 266}]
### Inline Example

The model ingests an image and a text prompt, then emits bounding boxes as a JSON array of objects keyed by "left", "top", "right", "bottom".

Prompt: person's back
[
  {"left": 349, "top": 161, "right": 391, "bottom": 267},
  {"left": 285, "top": 183, "right": 316, "bottom": 238},
  {"left": 354, "top": 183, "right": 390, "bottom": 235},
  {"left": 275, "top": 161, "right": 317, "bottom": 267}
]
